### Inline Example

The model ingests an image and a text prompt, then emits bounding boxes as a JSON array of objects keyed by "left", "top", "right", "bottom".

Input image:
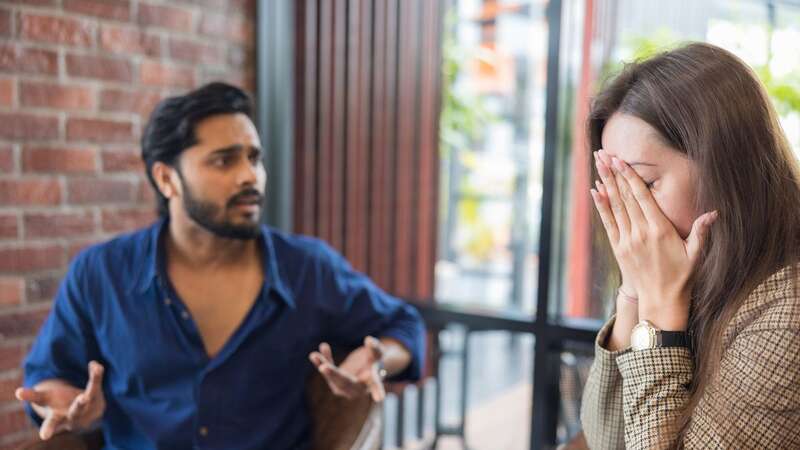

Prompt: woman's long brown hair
[{"left": 587, "top": 42, "right": 800, "bottom": 441}]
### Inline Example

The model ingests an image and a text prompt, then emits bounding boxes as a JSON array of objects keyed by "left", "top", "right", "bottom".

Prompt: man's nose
[{"left": 236, "top": 159, "right": 259, "bottom": 186}]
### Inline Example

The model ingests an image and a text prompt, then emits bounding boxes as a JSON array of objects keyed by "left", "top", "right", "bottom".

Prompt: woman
[{"left": 580, "top": 42, "right": 800, "bottom": 449}]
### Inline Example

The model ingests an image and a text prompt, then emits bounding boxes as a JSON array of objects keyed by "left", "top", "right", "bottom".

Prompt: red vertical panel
[
  {"left": 317, "top": 0, "right": 334, "bottom": 242},
  {"left": 294, "top": 0, "right": 319, "bottom": 236},
  {"left": 344, "top": 0, "right": 371, "bottom": 272},
  {"left": 368, "top": 0, "right": 388, "bottom": 289},
  {"left": 392, "top": 0, "right": 419, "bottom": 298},
  {"left": 370, "top": 0, "right": 399, "bottom": 292},
  {"left": 414, "top": 0, "right": 441, "bottom": 302},
  {"left": 330, "top": 0, "right": 348, "bottom": 251},
  {"left": 566, "top": 0, "right": 595, "bottom": 317}
]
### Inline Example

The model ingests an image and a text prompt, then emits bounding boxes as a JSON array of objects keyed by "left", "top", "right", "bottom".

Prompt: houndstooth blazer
[{"left": 580, "top": 264, "right": 800, "bottom": 449}]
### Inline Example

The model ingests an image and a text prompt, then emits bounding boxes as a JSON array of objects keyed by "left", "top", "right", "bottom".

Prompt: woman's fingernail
[{"left": 611, "top": 157, "right": 624, "bottom": 172}]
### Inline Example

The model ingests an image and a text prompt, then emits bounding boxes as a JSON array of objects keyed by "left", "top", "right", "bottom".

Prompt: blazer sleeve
[
  {"left": 615, "top": 328, "right": 800, "bottom": 449},
  {"left": 580, "top": 316, "right": 627, "bottom": 450}
]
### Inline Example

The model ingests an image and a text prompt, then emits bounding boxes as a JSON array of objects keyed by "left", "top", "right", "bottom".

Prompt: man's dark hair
[{"left": 141, "top": 82, "right": 254, "bottom": 217}]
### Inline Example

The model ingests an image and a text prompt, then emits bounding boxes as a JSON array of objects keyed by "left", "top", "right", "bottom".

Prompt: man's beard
[{"left": 179, "top": 176, "right": 264, "bottom": 240}]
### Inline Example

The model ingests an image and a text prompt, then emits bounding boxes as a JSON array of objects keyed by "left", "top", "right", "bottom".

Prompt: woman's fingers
[
  {"left": 591, "top": 183, "right": 620, "bottom": 244},
  {"left": 612, "top": 156, "right": 671, "bottom": 228},
  {"left": 686, "top": 211, "right": 718, "bottom": 261},
  {"left": 595, "top": 150, "right": 631, "bottom": 235},
  {"left": 611, "top": 157, "right": 647, "bottom": 229}
]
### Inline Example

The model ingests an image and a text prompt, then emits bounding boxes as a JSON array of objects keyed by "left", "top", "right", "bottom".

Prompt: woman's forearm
[{"left": 606, "top": 292, "right": 638, "bottom": 351}]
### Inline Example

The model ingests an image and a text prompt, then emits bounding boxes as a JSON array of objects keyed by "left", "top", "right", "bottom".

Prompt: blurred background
[{"left": 0, "top": 0, "right": 798, "bottom": 449}]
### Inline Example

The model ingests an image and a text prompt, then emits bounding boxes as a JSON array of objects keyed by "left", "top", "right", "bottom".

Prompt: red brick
[
  {"left": 137, "top": 177, "right": 156, "bottom": 203},
  {"left": 0, "top": 78, "right": 13, "bottom": 107},
  {"left": 20, "top": 13, "right": 95, "bottom": 47},
  {"left": 0, "top": 146, "right": 13, "bottom": 173},
  {"left": 0, "top": 307, "right": 50, "bottom": 340},
  {"left": 102, "top": 207, "right": 155, "bottom": 233},
  {"left": 0, "top": 44, "right": 58, "bottom": 76},
  {"left": 64, "top": 0, "right": 131, "bottom": 21},
  {"left": 100, "top": 24, "right": 161, "bottom": 57},
  {"left": 66, "top": 118, "right": 133, "bottom": 143},
  {"left": 99, "top": 88, "right": 162, "bottom": 116},
  {"left": 199, "top": 13, "right": 253, "bottom": 45},
  {"left": 24, "top": 211, "right": 95, "bottom": 239},
  {"left": 20, "top": 82, "right": 94, "bottom": 110},
  {"left": 169, "top": 38, "right": 226, "bottom": 65},
  {"left": 22, "top": 146, "right": 97, "bottom": 174},
  {"left": 0, "top": 344, "right": 24, "bottom": 372},
  {"left": 0, "top": 244, "right": 64, "bottom": 272},
  {"left": 0, "top": 213, "right": 18, "bottom": 239},
  {"left": 0, "top": 406, "right": 27, "bottom": 436},
  {"left": 0, "top": 277, "right": 24, "bottom": 306},
  {"left": 0, "top": 375, "right": 22, "bottom": 403},
  {"left": 4, "top": 0, "right": 56, "bottom": 6},
  {"left": 67, "top": 238, "right": 100, "bottom": 260},
  {"left": 101, "top": 149, "right": 142, "bottom": 172},
  {"left": 25, "top": 272, "right": 62, "bottom": 304},
  {"left": 66, "top": 54, "right": 132, "bottom": 82},
  {"left": 0, "top": 9, "right": 10, "bottom": 38},
  {"left": 0, "top": 113, "right": 58, "bottom": 141},
  {"left": 140, "top": 61, "right": 195, "bottom": 89},
  {"left": 230, "top": 0, "right": 256, "bottom": 13},
  {"left": 138, "top": 3, "right": 194, "bottom": 32},
  {"left": 67, "top": 177, "right": 136, "bottom": 204},
  {"left": 0, "top": 179, "right": 61, "bottom": 206}
]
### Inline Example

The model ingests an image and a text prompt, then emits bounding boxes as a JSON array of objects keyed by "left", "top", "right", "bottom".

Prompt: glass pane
[
  {"left": 552, "top": 0, "right": 800, "bottom": 323},
  {"left": 556, "top": 341, "right": 595, "bottom": 445},
  {"left": 435, "top": 0, "right": 550, "bottom": 318},
  {"left": 437, "top": 327, "right": 534, "bottom": 450}
]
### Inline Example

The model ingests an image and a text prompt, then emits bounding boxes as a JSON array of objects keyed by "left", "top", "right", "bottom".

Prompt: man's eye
[
  {"left": 214, "top": 156, "right": 232, "bottom": 166},
  {"left": 645, "top": 180, "right": 656, "bottom": 189}
]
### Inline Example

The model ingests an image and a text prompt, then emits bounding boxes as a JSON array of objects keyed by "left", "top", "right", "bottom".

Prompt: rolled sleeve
[
  {"left": 581, "top": 315, "right": 628, "bottom": 450},
  {"left": 23, "top": 252, "right": 101, "bottom": 424},
  {"left": 315, "top": 244, "right": 426, "bottom": 382}
]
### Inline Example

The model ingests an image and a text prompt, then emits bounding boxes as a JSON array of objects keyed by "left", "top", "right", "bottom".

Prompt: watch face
[{"left": 631, "top": 323, "right": 654, "bottom": 351}]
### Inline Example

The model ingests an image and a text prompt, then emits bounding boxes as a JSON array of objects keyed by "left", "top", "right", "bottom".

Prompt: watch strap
[{"left": 658, "top": 330, "right": 691, "bottom": 349}]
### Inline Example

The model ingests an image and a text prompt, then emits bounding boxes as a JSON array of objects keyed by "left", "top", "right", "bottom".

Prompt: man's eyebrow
[
  {"left": 209, "top": 144, "right": 263, "bottom": 156},
  {"left": 208, "top": 144, "right": 244, "bottom": 156}
]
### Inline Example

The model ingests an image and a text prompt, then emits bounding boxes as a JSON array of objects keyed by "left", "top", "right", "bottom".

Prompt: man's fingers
[
  {"left": 40, "top": 412, "right": 66, "bottom": 441},
  {"left": 365, "top": 368, "right": 386, "bottom": 402},
  {"left": 15, "top": 387, "right": 46, "bottom": 406},
  {"left": 319, "top": 363, "right": 359, "bottom": 397},
  {"left": 66, "top": 394, "right": 83, "bottom": 423},
  {"left": 319, "top": 342, "right": 334, "bottom": 363},
  {"left": 364, "top": 336, "right": 383, "bottom": 361},
  {"left": 83, "top": 361, "right": 104, "bottom": 403},
  {"left": 308, "top": 352, "right": 325, "bottom": 368}
]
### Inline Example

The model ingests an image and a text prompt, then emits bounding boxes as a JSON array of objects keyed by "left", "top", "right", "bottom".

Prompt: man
[{"left": 15, "top": 82, "right": 425, "bottom": 449}]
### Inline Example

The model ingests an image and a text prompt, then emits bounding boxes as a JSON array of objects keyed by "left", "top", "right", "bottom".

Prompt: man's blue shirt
[{"left": 23, "top": 219, "right": 425, "bottom": 449}]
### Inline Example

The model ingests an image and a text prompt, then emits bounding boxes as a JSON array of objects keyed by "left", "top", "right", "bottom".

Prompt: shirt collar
[{"left": 131, "top": 218, "right": 294, "bottom": 309}]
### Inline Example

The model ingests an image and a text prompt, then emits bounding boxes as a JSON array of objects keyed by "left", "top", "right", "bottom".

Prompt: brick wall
[{"left": 0, "top": 0, "right": 256, "bottom": 446}]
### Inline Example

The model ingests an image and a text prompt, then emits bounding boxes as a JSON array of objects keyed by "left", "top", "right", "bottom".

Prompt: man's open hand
[
  {"left": 15, "top": 361, "right": 106, "bottom": 440},
  {"left": 308, "top": 336, "right": 386, "bottom": 402}
]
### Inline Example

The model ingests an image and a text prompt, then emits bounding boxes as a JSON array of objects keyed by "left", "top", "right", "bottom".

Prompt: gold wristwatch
[{"left": 630, "top": 320, "right": 690, "bottom": 351}]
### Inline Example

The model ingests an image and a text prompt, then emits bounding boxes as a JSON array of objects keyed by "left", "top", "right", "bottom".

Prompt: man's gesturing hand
[
  {"left": 309, "top": 336, "right": 386, "bottom": 402},
  {"left": 15, "top": 361, "right": 106, "bottom": 440}
]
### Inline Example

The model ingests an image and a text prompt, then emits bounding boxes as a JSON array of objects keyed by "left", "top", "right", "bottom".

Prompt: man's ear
[{"left": 151, "top": 162, "right": 181, "bottom": 200}]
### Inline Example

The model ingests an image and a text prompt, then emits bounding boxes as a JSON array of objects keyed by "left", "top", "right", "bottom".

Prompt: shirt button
[
  {"left": 181, "top": 310, "right": 189, "bottom": 320},
  {"left": 199, "top": 426, "right": 208, "bottom": 437},
  {"left": 164, "top": 298, "right": 172, "bottom": 306}
]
